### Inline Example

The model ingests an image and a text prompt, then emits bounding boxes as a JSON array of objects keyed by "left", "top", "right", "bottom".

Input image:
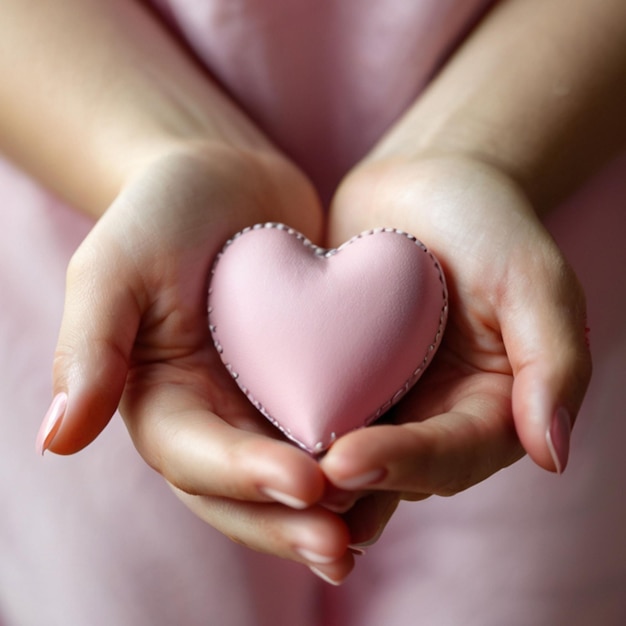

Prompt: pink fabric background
[
  {"left": 150, "top": 0, "right": 496, "bottom": 202},
  {"left": 1, "top": 1, "right": 625, "bottom": 623}
]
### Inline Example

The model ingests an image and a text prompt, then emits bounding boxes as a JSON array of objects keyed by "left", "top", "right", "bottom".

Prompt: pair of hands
[{"left": 43, "top": 141, "right": 590, "bottom": 584}]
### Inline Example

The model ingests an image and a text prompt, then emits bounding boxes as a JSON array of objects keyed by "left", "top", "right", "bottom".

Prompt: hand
[
  {"left": 41, "top": 143, "right": 355, "bottom": 581},
  {"left": 320, "top": 155, "right": 591, "bottom": 539}
]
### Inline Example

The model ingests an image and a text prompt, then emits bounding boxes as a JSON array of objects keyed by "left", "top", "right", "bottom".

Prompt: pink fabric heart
[{"left": 208, "top": 223, "right": 448, "bottom": 454}]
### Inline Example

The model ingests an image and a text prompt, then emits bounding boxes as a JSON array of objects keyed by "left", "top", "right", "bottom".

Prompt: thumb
[
  {"left": 36, "top": 236, "right": 141, "bottom": 455},
  {"left": 506, "top": 253, "right": 591, "bottom": 474}
]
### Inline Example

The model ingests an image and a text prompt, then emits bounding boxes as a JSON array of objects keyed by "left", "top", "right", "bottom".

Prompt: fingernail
[
  {"left": 332, "top": 468, "right": 386, "bottom": 490},
  {"left": 36, "top": 392, "right": 68, "bottom": 455},
  {"left": 259, "top": 487, "right": 309, "bottom": 510},
  {"left": 546, "top": 407, "right": 571, "bottom": 474},
  {"left": 309, "top": 566, "right": 343, "bottom": 586},
  {"left": 296, "top": 548, "right": 336, "bottom": 565},
  {"left": 320, "top": 493, "right": 358, "bottom": 514},
  {"left": 348, "top": 546, "right": 366, "bottom": 556},
  {"left": 322, "top": 500, "right": 356, "bottom": 514}
]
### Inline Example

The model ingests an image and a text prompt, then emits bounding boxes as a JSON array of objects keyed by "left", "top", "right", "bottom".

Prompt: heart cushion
[{"left": 208, "top": 223, "right": 448, "bottom": 454}]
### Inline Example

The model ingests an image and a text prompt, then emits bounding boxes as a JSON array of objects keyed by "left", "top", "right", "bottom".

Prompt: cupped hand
[
  {"left": 321, "top": 155, "right": 591, "bottom": 537},
  {"left": 42, "top": 143, "right": 354, "bottom": 580}
]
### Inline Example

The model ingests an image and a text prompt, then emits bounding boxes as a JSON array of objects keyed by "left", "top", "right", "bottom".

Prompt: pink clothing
[
  {"left": 1, "top": 1, "right": 625, "bottom": 624},
  {"left": 151, "top": 0, "right": 495, "bottom": 202}
]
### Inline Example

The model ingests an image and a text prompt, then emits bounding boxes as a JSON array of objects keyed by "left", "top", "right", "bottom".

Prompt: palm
[
  {"left": 116, "top": 149, "right": 322, "bottom": 437},
  {"left": 324, "top": 156, "right": 586, "bottom": 498},
  {"left": 67, "top": 145, "right": 326, "bottom": 495}
]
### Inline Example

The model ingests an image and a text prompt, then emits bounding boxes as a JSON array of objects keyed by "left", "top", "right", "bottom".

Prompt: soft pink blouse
[{"left": 1, "top": 2, "right": 625, "bottom": 624}]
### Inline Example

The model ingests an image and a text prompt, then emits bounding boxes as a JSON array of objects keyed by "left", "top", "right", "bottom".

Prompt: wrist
[
  {"left": 358, "top": 118, "right": 547, "bottom": 212},
  {"left": 331, "top": 151, "right": 543, "bottom": 254},
  {"left": 0, "top": 0, "right": 281, "bottom": 219},
  {"left": 352, "top": 151, "right": 533, "bottom": 212}
]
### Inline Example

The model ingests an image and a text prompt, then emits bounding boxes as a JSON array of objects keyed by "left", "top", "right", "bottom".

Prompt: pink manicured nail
[
  {"left": 320, "top": 491, "right": 358, "bottom": 513},
  {"left": 333, "top": 468, "right": 386, "bottom": 490},
  {"left": 296, "top": 548, "right": 336, "bottom": 565},
  {"left": 309, "top": 567, "right": 343, "bottom": 586},
  {"left": 321, "top": 499, "right": 357, "bottom": 514},
  {"left": 546, "top": 407, "right": 572, "bottom": 474},
  {"left": 259, "top": 487, "right": 309, "bottom": 510},
  {"left": 36, "top": 392, "right": 67, "bottom": 455}
]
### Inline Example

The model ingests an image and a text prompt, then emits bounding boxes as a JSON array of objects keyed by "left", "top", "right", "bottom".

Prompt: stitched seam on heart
[{"left": 208, "top": 222, "right": 448, "bottom": 454}]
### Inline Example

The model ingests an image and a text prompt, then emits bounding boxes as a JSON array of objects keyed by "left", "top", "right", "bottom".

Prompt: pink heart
[{"left": 208, "top": 223, "right": 448, "bottom": 454}]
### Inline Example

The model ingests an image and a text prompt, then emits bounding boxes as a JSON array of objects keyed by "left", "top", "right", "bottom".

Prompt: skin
[{"left": 2, "top": 0, "right": 624, "bottom": 584}]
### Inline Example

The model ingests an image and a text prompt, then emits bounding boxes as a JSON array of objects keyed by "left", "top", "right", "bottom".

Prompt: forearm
[
  {"left": 0, "top": 0, "right": 273, "bottom": 217},
  {"left": 367, "top": 0, "right": 626, "bottom": 213}
]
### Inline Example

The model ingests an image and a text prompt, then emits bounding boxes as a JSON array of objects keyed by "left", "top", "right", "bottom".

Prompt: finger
[
  {"left": 37, "top": 228, "right": 141, "bottom": 455},
  {"left": 121, "top": 372, "right": 327, "bottom": 508},
  {"left": 319, "top": 483, "right": 361, "bottom": 514},
  {"left": 342, "top": 492, "right": 400, "bottom": 548},
  {"left": 321, "top": 387, "right": 524, "bottom": 497},
  {"left": 502, "top": 247, "right": 592, "bottom": 473},
  {"left": 174, "top": 489, "right": 354, "bottom": 585}
]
